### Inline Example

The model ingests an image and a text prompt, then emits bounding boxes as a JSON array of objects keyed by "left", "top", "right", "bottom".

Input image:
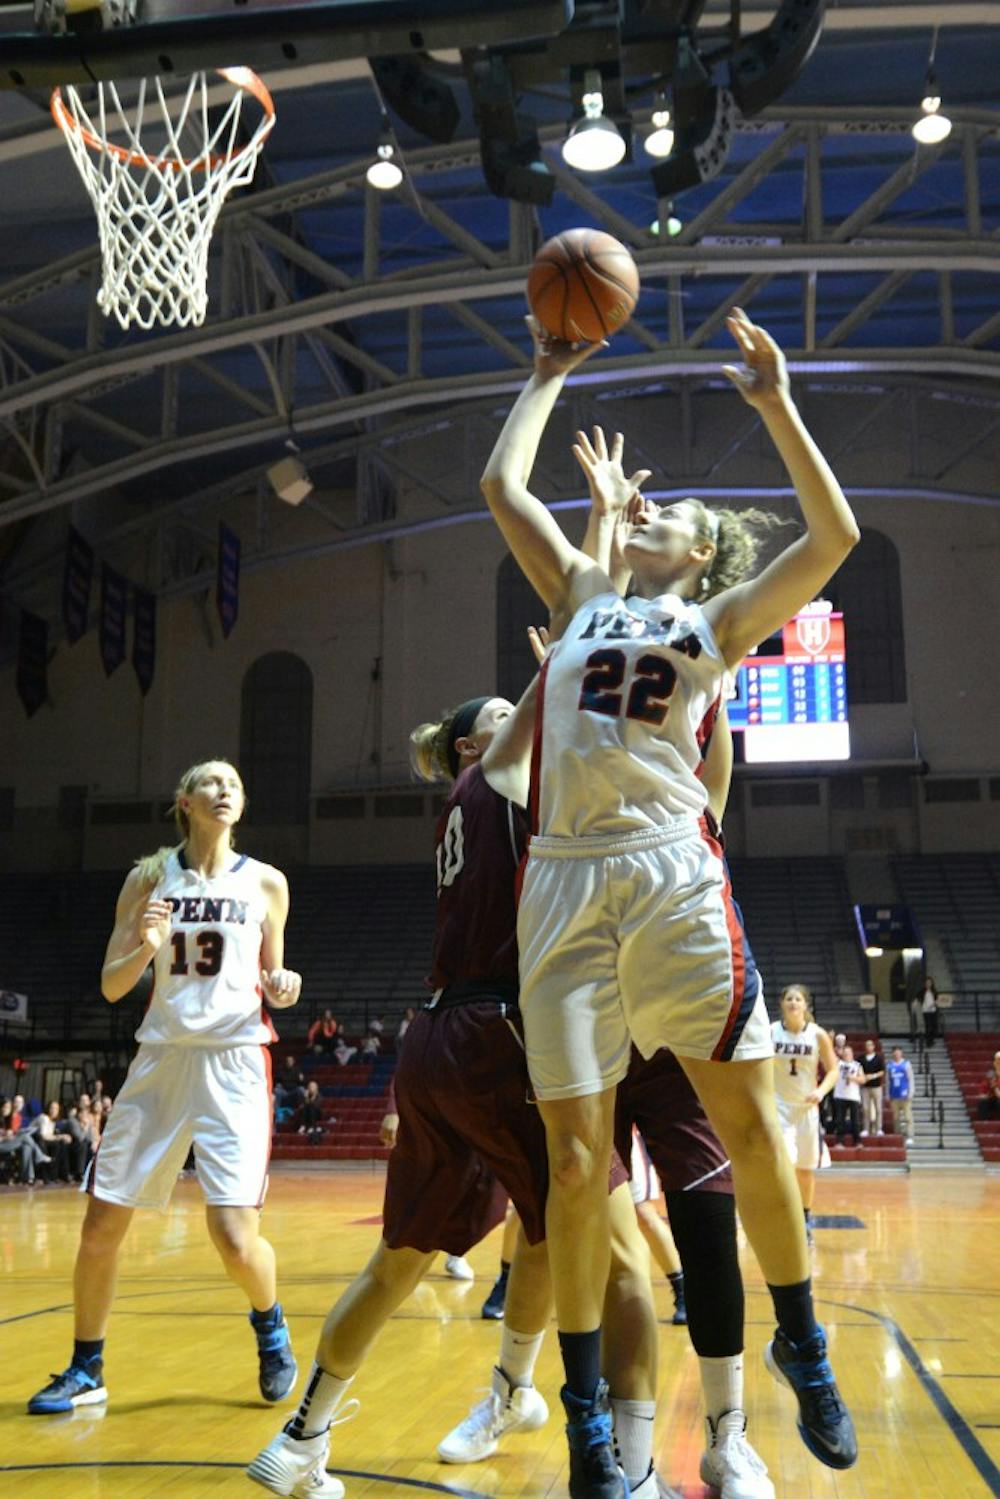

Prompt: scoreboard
[{"left": 726, "top": 602, "right": 850, "bottom": 763}]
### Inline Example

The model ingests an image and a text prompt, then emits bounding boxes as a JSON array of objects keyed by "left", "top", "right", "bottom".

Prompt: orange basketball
[{"left": 527, "top": 228, "right": 639, "bottom": 344}]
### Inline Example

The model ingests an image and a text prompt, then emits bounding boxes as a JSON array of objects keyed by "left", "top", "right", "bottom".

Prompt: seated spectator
[
  {"left": 0, "top": 1098, "right": 51, "bottom": 1186},
  {"left": 307, "top": 1009, "right": 340, "bottom": 1057},
  {"left": 333, "top": 1038, "right": 357, "bottom": 1067},
  {"left": 368, "top": 1015, "right": 385, "bottom": 1037},
  {"left": 274, "top": 1055, "right": 306, "bottom": 1116},
  {"left": 978, "top": 1052, "right": 1000, "bottom": 1121},
  {"left": 74, "top": 1099, "right": 101, "bottom": 1178},
  {"left": 396, "top": 1006, "right": 417, "bottom": 1051},
  {"left": 99, "top": 1096, "right": 113, "bottom": 1132},
  {"left": 360, "top": 1032, "right": 381, "bottom": 1057},
  {"left": 30, "top": 1102, "right": 75, "bottom": 1181},
  {"left": 297, "top": 1080, "right": 328, "bottom": 1143}
]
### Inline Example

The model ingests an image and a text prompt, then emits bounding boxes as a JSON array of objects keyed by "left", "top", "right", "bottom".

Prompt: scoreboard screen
[{"left": 726, "top": 602, "right": 850, "bottom": 763}]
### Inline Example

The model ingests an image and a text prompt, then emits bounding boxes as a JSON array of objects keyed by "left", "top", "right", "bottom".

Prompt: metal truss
[{"left": 1, "top": 103, "right": 999, "bottom": 608}]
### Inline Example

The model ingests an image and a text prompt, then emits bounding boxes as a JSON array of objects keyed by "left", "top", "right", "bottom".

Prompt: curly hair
[{"left": 683, "top": 498, "right": 796, "bottom": 600}]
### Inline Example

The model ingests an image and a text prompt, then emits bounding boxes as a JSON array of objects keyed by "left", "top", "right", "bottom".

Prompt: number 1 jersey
[
  {"left": 135, "top": 849, "right": 274, "bottom": 1048},
  {"left": 532, "top": 591, "right": 726, "bottom": 838}
]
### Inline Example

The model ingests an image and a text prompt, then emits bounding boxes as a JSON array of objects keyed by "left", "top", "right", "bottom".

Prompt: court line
[
  {"left": 0, "top": 1460, "right": 491, "bottom": 1495},
  {"left": 823, "top": 1297, "right": 1000, "bottom": 1497}
]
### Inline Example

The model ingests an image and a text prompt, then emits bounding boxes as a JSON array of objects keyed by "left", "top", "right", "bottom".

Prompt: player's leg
[
  {"left": 633, "top": 1199, "right": 686, "bottom": 1324},
  {"left": 205, "top": 1204, "right": 296, "bottom": 1404},
  {"left": 603, "top": 1182, "right": 660, "bottom": 1497},
  {"left": 481, "top": 1202, "right": 519, "bottom": 1319},
  {"left": 678, "top": 1056, "right": 857, "bottom": 1471}
]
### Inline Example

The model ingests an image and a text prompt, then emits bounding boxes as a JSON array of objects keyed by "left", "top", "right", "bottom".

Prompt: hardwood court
[{"left": 2, "top": 1169, "right": 998, "bottom": 1497}]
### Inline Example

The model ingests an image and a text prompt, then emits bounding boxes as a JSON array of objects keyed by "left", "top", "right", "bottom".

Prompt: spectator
[
  {"left": 360, "top": 1032, "right": 381, "bottom": 1057},
  {"left": 99, "top": 1096, "right": 113, "bottom": 1132},
  {"left": 833, "top": 1045, "right": 864, "bottom": 1142},
  {"left": 921, "top": 977, "right": 939, "bottom": 1048},
  {"left": 61, "top": 1105, "right": 91, "bottom": 1181},
  {"left": 333, "top": 1037, "right": 357, "bottom": 1067},
  {"left": 886, "top": 1046, "right": 916, "bottom": 1143},
  {"left": 0, "top": 1099, "right": 51, "bottom": 1185},
  {"left": 274, "top": 1056, "right": 306, "bottom": 1116},
  {"left": 307, "top": 1009, "right": 339, "bottom": 1057},
  {"left": 396, "top": 1006, "right": 418, "bottom": 1051},
  {"left": 978, "top": 1051, "right": 1000, "bottom": 1122},
  {"left": 74, "top": 1101, "right": 101, "bottom": 1178},
  {"left": 297, "top": 1081, "right": 327, "bottom": 1143},
  {"left": 368, "top": 1015, "right": 385, "bottom": 1036},
  {"left": 31, "top": 1102, "right": 75, "bottom": 1181},
  {"left": 9, "top": 1093, "right": 25, "bottom": 1132},
  {"left": 859, "top": 1037, "right": 885, "bottom": 1136}
]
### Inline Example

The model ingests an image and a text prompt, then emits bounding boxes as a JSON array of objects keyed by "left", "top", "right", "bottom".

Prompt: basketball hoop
[{"left": 51, "top": 67, "right": 276, "bottom": 330}]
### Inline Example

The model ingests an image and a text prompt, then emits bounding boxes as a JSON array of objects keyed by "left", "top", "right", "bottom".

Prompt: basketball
[{"left": 527, "top": 228, "right": 639, "bottom": 344}]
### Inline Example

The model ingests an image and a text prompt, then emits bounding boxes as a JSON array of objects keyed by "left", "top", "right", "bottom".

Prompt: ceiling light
[
  {"left": 562, "top": 69, "right": 626, "bottom": 173},
  {"left": 644, "top": 98, "right": 674, "bottom": 159},
  {"left": 650, "top": 202, "right": 682, "bottom": 237},
  {"left": 912, "top": 79, "right": 952, "bottom": 145},
  {"left": 367, "top": 139, "right": 403, "bottom": 190}
]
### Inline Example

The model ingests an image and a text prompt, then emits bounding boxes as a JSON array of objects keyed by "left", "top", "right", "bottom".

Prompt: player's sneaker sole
[{"left": 28, "top": 1384, "right": 108, "bottom": 1415}]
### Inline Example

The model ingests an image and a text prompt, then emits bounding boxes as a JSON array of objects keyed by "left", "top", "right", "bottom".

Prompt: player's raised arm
[{"left": 705, "top": 308, "right": 860, "bottom": 668}]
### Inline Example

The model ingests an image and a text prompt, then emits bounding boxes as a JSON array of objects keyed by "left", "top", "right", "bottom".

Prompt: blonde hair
[
  {"left": 410, "top": 711, "right": 461, "bottom": 784},
  {"left": 684, "top": 499, "right": 793, "bottom": 600},
  {"left": 133, "top": 759, "right": 244, "bottom": 892},
  {"left": 780, "top": 983, "right": 815, "bottom": 1021}
]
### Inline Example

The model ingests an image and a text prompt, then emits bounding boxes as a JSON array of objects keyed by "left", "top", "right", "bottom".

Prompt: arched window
[
  {"left": 496, "top": 553, "right": 542, "bottom": 702},
  {"left": 825, "top": 528, "right": 906, "bottom": 704},
  {"left": 239, "top": 652, "right": 313, "bottom": 824}
]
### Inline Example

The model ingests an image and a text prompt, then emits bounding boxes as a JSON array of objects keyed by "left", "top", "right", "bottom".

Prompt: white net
[{"left": 52, "top": 68, "right": 275, "bottom": 331}]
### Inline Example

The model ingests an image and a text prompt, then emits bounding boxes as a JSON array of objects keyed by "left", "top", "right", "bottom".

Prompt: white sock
[
  {"left": 285, "top": 1363, "right": 354, "bottom": 1440},
  {"left": 498, "top": 1325, "right": 545, "bottom": 1388},
  {"left": 699, "top": 1353, "right": 745, "bottom": 1425},
  {"left": 610, "top": 1396, "right": 656, "bottom": 1487}
]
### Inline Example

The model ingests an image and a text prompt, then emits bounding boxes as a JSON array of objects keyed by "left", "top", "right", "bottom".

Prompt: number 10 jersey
[{"left": 533, "top": 590, "right": 726, "bottom": 838}]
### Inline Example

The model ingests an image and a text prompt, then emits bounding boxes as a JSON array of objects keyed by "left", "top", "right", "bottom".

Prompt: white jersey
[
  {"left": 135, "top": 850, "right": 275, "bottom": 1048},
  {"left": 533, "top": 591, "right": 726, "bottom": 838},
  {"left": 771, "top": 1020, "right": 822, "bottom": 1106}
]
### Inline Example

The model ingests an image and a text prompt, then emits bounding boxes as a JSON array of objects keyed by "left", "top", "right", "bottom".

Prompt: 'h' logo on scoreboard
[{"left": 795, "top": 615, "right": 831, "bottom": 655}]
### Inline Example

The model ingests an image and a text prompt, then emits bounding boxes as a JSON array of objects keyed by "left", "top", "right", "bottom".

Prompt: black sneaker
[
  {"left": 765, "top": 1327, "right": 858, "bottom": 1469},
  {"left": 561, "top": 1378, "right": 629, "bottom": 1498},
  {"left": 28, "top": 1359, "right": 108, "bottom": 1415},
  {"left": 480, "top": 1270, "right": 509, "bottom": 1321},
  {"left": 251, "top": 1304, "right": 298, "bottom": 1403},
  {"left": 671, "top": 1292, "right": 687, "bottom": 1326}
]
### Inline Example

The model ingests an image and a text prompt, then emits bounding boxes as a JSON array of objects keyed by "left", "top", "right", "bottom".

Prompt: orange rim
[{"left": 50, "top": 67, "right": 275, "bottom": 173}]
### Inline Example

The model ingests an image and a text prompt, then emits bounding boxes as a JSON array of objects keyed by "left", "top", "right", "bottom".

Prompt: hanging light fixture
[
  {"left": 912, "top": 28, "right": 952, "bottom": 146},
  {"left": 562, "top": 69, "right": 626, "bottom": 173},
  {"left": 367, "top": 136, "right": 403, "bottom": 190},
  {"left": 644, "top": 95, "right": 674, "bottom": 159}
]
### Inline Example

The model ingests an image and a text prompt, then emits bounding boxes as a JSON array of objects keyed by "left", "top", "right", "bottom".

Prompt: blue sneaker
[
  {"left": 480, "top": 1270, "right": 509, "bottom": 1321},
  {"left": 561, "top": 1378, "right": 628, "bottom": 1498},
  {"left": 252, "top": 1304, "right": 298, "bottom": 1403},
  {"left": 764, "top": 1327, "right": 858, "bottom": 1470},
  {"left": 28, "top": 1358, "right": 108, "bottom": 1415}
]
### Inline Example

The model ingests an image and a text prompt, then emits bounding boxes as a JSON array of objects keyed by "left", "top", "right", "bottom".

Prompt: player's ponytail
[
  {"left": 686, "top": 499, "right": 794, "bottom": 600},
  {"left": 410, "top": 698, "right": 492, "bottom": 784}
]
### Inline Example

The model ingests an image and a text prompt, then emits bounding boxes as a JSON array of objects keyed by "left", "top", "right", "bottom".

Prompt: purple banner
[
  {"left": 62, "top": 526, "right": 93, "bottom": 644},
  {"left": 16, "top": 610, "right": 48, "bottom": 717},
  {"left": 100, "top": 562, "right": 128, "bottom": 676},
  {"left": 132, "top": 587, "right": 156, "bottom": 697},
  {"left": 216, "top": 522, "right": 240, "bottom": 639}
]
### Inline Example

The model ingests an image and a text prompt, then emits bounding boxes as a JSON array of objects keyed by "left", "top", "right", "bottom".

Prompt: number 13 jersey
[
  {"left": 533, "top": 591, "right": 726, "bottom": 838},
  {"left": 135, "top": 849, "right": 274, "bottom": 1048}
]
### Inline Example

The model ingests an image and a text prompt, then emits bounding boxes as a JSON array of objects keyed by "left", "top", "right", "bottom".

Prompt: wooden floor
[{"left": 1, "top": 1168, "right": 998, "bottom": 1497}]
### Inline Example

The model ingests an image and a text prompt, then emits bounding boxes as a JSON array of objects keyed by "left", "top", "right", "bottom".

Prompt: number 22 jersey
[
  {"left": 532, "top": 590, "right": 726, "bottom": 838},
  {"left": 135, "top": 849, "right": 275, "bottom": 1048}
]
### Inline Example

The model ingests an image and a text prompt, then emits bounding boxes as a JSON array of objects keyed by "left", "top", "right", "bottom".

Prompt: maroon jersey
[{"left": 430, "top": 763, "right": 528, "bottom": 991}]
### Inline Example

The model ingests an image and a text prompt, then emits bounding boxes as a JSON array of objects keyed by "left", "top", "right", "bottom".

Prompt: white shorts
[
  {"left": 86, "top": 1043, "right": 272, "bottom": 1212},
  {"left": 518, "top": 821, "right": 772, "bottom": 1101},
  {"left": 629, "top": 1129, "right": 662, "bottom": 1206},
  {"left": 776, "top": 1097, "right": 831, "bottom": 1172}
]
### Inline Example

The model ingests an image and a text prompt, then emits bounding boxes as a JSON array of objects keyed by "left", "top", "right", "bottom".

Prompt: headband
[{"left": 446, "top": 696, "right": 492, "bottom": 779}]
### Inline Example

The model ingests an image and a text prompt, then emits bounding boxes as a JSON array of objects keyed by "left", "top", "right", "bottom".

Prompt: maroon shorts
[
  {"left": 616, "top": 1045, "right": 732, "bottom": 1196},
  {"left": 383, "top": 996, "right": 628, "bottom": 1255}
]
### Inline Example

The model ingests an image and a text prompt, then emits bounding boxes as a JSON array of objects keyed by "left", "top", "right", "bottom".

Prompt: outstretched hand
[
  {"left": 527, "top": 315, "right": 605, "bottom": 381},
  {"left": 722, "top": 306, "right": 790, "bottom": 411},
  {"left": 572, "top": 424, "right": 652, "bottom": 518}
]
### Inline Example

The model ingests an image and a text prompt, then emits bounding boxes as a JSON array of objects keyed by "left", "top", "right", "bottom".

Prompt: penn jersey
[
  {"left": 532, "top": 591, "right": 725, "bottom": 838},
  {"left": 771, "top": 1020, "right": 822, "bottom": 1106},
  {"left": 135, "top": 850, "right": 275, "bottom": 1048},
  {"left": 430, "top": 763, "right": 528, "bottom": 991}
]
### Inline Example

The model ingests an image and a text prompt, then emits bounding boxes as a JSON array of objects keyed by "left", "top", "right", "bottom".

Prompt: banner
[
  {"left": 100, "top": 562, "right": 128, "bottom": 676},
  {"left": 0, "top": 991, "right": 29, "bottom": 1026},
  {"left": 217, "top": 521, "right": 240, "bottom": 639},
  {"left": 16, "top": 610, "right": 47, "bottom": 717},
  {"left": 132, "top": 587, "right": 157, "bottom": 696},
  {"left": 62, "top": 526, "right": 94, "bottom": 643}
]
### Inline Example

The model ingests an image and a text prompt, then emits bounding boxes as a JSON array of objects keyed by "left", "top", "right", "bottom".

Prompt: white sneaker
[
  {"left": 699, "top": 1411, "right": 775, "bottom": 1499},
  {"left": 906, "top": 1137, "right": 914, "bottom": 1145},
  {"left": 247, "top": 1429, "right": 345, "bottom": 1498},
  {"left": 859, "top": 1130, "right": 869, "bottom": 1137},
  {"left": 444, "top": 1254, "right": 475, "bottom": 1281},
  {"left": 437, "top": 1366, "right": 548, "bottom": 1462}
]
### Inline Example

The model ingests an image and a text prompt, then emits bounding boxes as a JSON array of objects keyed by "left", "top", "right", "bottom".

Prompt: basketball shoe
[
  {"left": 562, "top": 1379, "right": 629, "bottom": 1498},
  {"left": 27, "top": 1357, "right": 107, "bottom": 1415},
  {"left": 437, "top": 1365, "right": 548, "bottom": 1462},
  {"left": 699, "top": 1410, "right": 775, "bottom": 1498},
  {"left": 247, "top": 1429, "right": 344, "bottom": 1498},
  {"left": 251, "top": 1303, "right": 298, "bottom": 1403},
  {"left": 444, "top": 1254, "right": 474, "bottom": 1281},
  {"left": 764, "top": 1327, "right": 858, "bottom": 1469},
  {"left": 480, "top": 1268, "right": 509, "bottom": 1319}
]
